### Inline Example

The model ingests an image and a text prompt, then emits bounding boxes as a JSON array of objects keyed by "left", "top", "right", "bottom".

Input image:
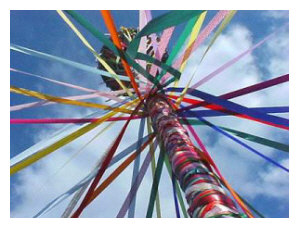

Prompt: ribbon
[
  {"left": 146, "top": 117, "right": 162, "bottom": 217},
  {"left": 100, "top": 10, "right": 142, "bottom": 99},
  {"left": 33, "top": 133, "right": 154, "bottom": 217},
  {"left": 199, "top": 10, "right": 237, "bottom": 63},
  {"left": 64, "top": 10, "right": 158, "bottom": 85},
  {"left": 126, "top": 11, "right": 205, "bottom": 58},
  {"left": 163, "top": 151, "right": 189, "bottom": 218},
  {"left": 175, "top": 74, "right": 289, "bottom": 112},
  {"left": 179, "top": 106, "right": 288, "bottom": 118},
  {"left": 172, "top": 173, "right": 181, "bottom": 218},
  {"left": 11, "top": 99, "right": 138, "bottom": 175},
  {"left": 190, "top": 23, "right": 288, "bottom": 89},
  {"left": 11, "top": 116, "right": 143, "bottom": 124},
  {"left": 11, "top": 68, "right": 126, "bottom": 102},
  {"left": 167, "top": 87, "right": 289, "bottom": 130},
  {"left": 71, "top": 99, "right": 145, "bottom": 217},
  {"left": 155, "top": 15, "right": 199, "bottom": 85},
  {"left": 11, "top": 92, "right": 114, "bottom": 112},
  {"left": 57, "top": 10, "right": 135, "bottom": 98},
  {"left": 179, "top": 119, "right": 289, "bottom": 152},
  {"left": 148, "top": 27, "right": 175, "bottom": 78},
  {"left": 160, "top": 11, "right": 230, "bottom": 83},
  {"left": 146, "top": 147, "right": 165, "bottom": 218},
  {"left": 128, "top": 118, "right": 145, "bottom": 217},
  {"left": 116, "top": 141, "right": 158, "bottom": 218},
  {"left": 11, "top": 100, "right": 129, "bottom": 168},
  {"left": 11, "top": 86, "right": 137, "bottom": 115},
  {"left": 83, "top": 135, "right": 156, "bottom": 209},
  {"left": 185, "top": 112, "right": 289, "bottom": 173},
  {"left": 171, "top": 12, "right": 207, "bottom": 99},
  {"left": 179, "top": 11, "right": 207, "bottom": 73},
  {"left": 10, "top": 44, "right": 131, "bottom": 81}
]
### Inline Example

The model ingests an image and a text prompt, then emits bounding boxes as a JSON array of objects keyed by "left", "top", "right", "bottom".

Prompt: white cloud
[{"left": 263, "top": 11, "right": 289, "bottom": 20}]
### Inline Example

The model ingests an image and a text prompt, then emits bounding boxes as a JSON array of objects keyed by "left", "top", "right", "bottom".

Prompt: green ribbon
[
  {"left": 127, "top": 10, "right": 205, "bottom": 59},
  {"left": 216, "top": 177, "right": 265, "bottom": 218},
  {"left": 146, "top": 147, "right": 165, "bottom": 218},
  {"left": 163, "top": 153, "right": 189, "bottom": 218},
  {"left": 135, "top": 52, "right": 181, "bottom": 78},
  {"left": 179, "top": 119, "right": 289, "bottom": 152},
  {"left": 154, "top": 15, "right": 201, "bottom": 85},
  {"left": 65, "top": 10, "right": 182, "bottom": 87}
]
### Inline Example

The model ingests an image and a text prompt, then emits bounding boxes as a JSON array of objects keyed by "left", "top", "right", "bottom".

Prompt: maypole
[
  {"left": 10, "top": 10, "right": 290, "bottom": 218},
  {"left": 97, "top": 19, "right": 243, "bottom": 217},
  {"left": 146, "top": 93, "right": 240, "bottom": 218}
]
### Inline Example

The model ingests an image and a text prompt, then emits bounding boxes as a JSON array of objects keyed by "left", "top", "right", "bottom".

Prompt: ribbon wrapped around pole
[{"left": 146, "top": 93, "right": 241, "bottom": 218}]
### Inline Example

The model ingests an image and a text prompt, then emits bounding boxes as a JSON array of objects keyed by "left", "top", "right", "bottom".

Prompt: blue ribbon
[
  {"left": 178, "top": 106, "right": 288, "bottom": 118},
  {"left": 172, "top": 173, "right": 181, "bottom": 218},
  {"left": 167, "top": 87, "right": 289, "bottom": 128},
  {"left": 180, "top": 108, "right": 288, "bottom": 173},
  {"left": 128, "top": 118, "right": 145, "bottom": 218},
  {"left": 33, "top": 133, "right": 152, "bottom": 217}
]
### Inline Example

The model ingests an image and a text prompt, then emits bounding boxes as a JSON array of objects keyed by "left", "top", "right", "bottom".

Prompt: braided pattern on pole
[{"left": 147, "top": 94, "right": 241, "bottom": 218}]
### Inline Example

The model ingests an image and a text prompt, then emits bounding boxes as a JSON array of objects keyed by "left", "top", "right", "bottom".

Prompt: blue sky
[{"left": 10, "top": 10, "right": 289, "bottom": 218}]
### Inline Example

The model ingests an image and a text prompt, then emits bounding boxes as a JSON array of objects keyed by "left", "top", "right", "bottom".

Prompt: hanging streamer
[
  {"left": 116, "top": 141, "right": 158, "bottom": 218},
  {"left": 148, "top": 27, "right": 175, "bottom": 78},
  {"left": 163, "top": 152, "right": 189, "bottom": 218},
  {"left": 128, "top": 118, "right": 145, "bottom": 217},
  {"left": 11, "top": 99, "right": 138, "bottom": 175},
  {"left": 71, "top": 99, "right": 145, "bottom": 217},
  {"left": 10, "top": 68, "right": 126, "bottom": 102},
  {"left": 199, "top": 10, "right": 237, "bottom": 63},
  {"left": 146, "top": 117, "right": 162, "bottom": 217},
  {"left": 172, "top": 173, "right": 181, "bottom": 218},
  {"left": 34, "top": 133, "right": 154, "bottom": 217},
  {"left": 179, "top": 11, "right": 207, "bottom": 72},
  {"left": 11, "top": 92, "right": 116, "bottom": 112},
  {"left": 179, "top": 119, "right": 289, "bottom": 152},
  {"left": 10, "top": 100, "right": 130, "bottom": 169},
  {"left": 100, "top": 10, "right": 142, "bottom": 99},
  {"left": 167, "top": 87, "right": 289, "bottom": 129},
  {"left": 126, "top": 10, "right": 205, "bottom": 58},
  {"left": 11, "top": 116, "right": 143, "bottom": 124},
  {"left": 190, "top": 23, "right": 288, "bottom": 89},
  {"left": 183, "top": 111, "right": 289, "bottom": 172},
  {"left": 175, "top": 74, "right": 289, "bottom": 112},
  {"left": 57, "top": 10, "right": 135, "bottom": 98},
  {"left": 83, "top": 136, "right": 156, "bottom": 209},
  {"left": 155, "top": 15, "right": 199, "bottom": 85},
  {"left": 160, "top": 10, "right": 230, "bottom": 83},
  {"left": 64, "top": 10, "right": 177, "bottom": 87},
  {"left": 11, "top": 86, "right": 137, "bottom": 115},
  {"left": 10, "top": 44, "right": 132, "bottom": 81},
  {"left": 179, "top": 106, "right": 288, "bottom": 118},
  {"left": 170, "top": 12, "right": 207, "bottom": 100},
  {"left": 146, "top": 147, "right": 165, "bottom": 218}
]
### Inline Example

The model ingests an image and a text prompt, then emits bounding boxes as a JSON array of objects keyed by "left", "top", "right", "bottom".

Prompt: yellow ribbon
[
  {"left": 146, "top": 117, "right": 162, "bottom": 217},
  {"left": 10, "top": 99, "right": 138, "bottom": 175},
  {"left": 179, "top": 11, "right": 207, "bottom": 72},
  {"left": 10, "top": 86, "right": 139, "bottom": 115},
  {"left": 57, "top": 10, "right": 134, "bottom": 98},
  {"left": 175, "top": 11, "right": 237, "bottom": 107},
  {"left": 173, "top": 12, "right": 207, "bottom": 93},
  {"left": 200, "top": 10, "right": 237, "bottom": 63}
]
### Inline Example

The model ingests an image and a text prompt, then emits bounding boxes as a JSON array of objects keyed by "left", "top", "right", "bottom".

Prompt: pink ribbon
[
  {"left": 10, "top": 115, "right": 142, "bottom": 124},
  {"left": 161, "top": 10, "right": 230, "bottom": 84}
]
